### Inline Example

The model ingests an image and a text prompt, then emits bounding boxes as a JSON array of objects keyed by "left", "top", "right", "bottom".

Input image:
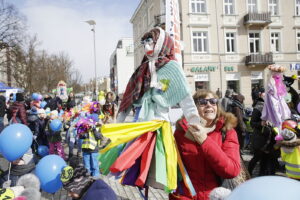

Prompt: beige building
[
  {"left": 98, "top": 77, "right": 111, "bottom": 93},
  {"left": 131, "top": 0, "right": 300, "bottom": 106}
]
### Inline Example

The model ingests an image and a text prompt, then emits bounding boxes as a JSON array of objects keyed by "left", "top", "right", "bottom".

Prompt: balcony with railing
[
  {"left": 245, "top": 53, "right": 274, "bottom": 66},
  {"left": 244, "top": 12, "right": 272, "bottom": 27}
]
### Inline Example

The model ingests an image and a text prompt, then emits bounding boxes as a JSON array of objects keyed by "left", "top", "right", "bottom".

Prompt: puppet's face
[{"left": 142, "top": 37, "right": 154, "bottom": 57}]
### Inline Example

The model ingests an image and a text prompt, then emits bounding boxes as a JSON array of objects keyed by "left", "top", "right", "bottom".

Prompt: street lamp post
[{"left": 85, "top": 20, "right": 98, "bottom": 98}]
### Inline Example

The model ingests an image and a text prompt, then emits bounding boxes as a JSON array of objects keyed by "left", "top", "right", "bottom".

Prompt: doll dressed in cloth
[
  {"left": 117, "top": 27, "right": 207, "bottom": 128},
  {"left": 101, "top": 27, "right": 212, "bottom": 192},
  {"left": 261, "top": 65, "right": 291, "bottom": 128}
]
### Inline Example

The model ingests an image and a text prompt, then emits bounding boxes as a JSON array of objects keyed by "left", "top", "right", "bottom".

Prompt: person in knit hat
[
  {"left": 102, "top": 91, "right": 118, "bottom": 124},
  {"left": 27, "top": 106, "right": 39, "bottom": 154},
  {"left": 62, "top": 157, "right": 117, "bottom": 200},
  {"left": 0, "top": 174, "right": 41, "bottom": 200},
  {"left": 35, "top": 108, "right": 48, "bottom": 147},
  {"left": 46, "top": 110, "right": 65, "bottom": 159}
]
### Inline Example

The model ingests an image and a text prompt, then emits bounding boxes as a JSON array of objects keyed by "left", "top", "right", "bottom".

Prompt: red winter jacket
[{"left": 170, "top": 118, "right": 240, "bottom": 200}]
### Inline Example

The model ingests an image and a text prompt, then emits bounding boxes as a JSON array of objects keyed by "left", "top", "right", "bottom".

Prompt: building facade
[
  {"left": 98, "top": 77, "right": 111, "bottom": 93},
  {"left": 109, "top": 38, "right": 135, "bottom": 98},
  {"left": 131, "top": 0, "right": 300, "bottom": 106}
]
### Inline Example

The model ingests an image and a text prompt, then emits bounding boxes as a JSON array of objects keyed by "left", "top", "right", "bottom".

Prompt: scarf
[{"left": 119, "top": 27, "right": 175, "bottom": 113}]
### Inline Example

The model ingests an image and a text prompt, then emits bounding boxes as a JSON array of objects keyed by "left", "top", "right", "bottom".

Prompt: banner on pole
[{"left": 165, "top": 0, "right": 182, "bottom": 68}]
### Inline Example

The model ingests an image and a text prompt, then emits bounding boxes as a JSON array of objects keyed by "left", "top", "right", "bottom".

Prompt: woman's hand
[{"left": 187, "top": 124, "right": 208, "bottom": 145}]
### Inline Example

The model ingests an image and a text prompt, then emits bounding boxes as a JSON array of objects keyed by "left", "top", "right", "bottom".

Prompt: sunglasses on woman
[{"left": 195, "top": 98, "right": 218, "bottom": 106}]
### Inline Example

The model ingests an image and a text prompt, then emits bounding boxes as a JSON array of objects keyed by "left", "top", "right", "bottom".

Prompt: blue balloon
[
  {"left": 91, "top": 113, "right": 99, "bottom": 122},
  {"left": 37, "top": 145, "right": 49, "bottom": 157},
  {"left": 35, "top": 155, "right": 66, "bottom": 193},
  {"left": 37, "top": 94, "right": 43, "bottom": 101},
  {"left": 50, "top": 119, "right": 62, "bottom": 132},
  {"left": 0, "top": 124, "right": 33, "bottom": 161},
  {"left": 227, "top": 176, "right": 300, "bottom": 200},
  {"left": 32, "top": 93, "right": 39, "bottom": 100},
  {"left": 40, "top": 101, "right": 47, "bottom": 108}
]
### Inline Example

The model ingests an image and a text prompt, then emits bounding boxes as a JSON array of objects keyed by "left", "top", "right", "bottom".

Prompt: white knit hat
[{"left": 37, "top": 109, "right": 46, "bottom": 115}]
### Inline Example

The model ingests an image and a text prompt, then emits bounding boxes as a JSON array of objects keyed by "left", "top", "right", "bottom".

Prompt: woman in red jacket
[{"left": 170, "top": 90, "right": 240, "bottom": 200}]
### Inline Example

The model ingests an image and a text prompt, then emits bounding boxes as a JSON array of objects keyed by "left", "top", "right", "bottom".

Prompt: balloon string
[
  {"left": 7, "top": 162, "right": 11, "bottom": 182},
  {"left": 52, "top": 194, "right": 55, "bottom": 200}
]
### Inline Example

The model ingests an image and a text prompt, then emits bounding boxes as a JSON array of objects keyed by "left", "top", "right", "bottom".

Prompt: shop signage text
[
  {"left": 224, "top": 66, "right": 234, "bottom": 72},
  {"left": 190, "top": 66, "right": 216, "bottom": 72}
]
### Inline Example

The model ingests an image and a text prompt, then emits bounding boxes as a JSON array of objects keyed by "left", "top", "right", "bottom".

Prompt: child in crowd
[
  {"left": 46, "top": 110, "right": 65, "bottom": 160},
  {"left": 0, "top": 149, "right": 36, "bottom": 187},
  {"left": 62, "top": 157, "right": 117, "bottom": 200},
  {"left": 27, "top": 107, "right": 39, "bottom": 154},
  {"left": 76, "top": 119, "right": 110, "bottom": 178},
  {"left": 102, "top": 92, "right": 118, "bottom": 124},
  {"left": 36, "top": 109, "right": 48, "bottom": 147},
  {"left": 66, "top": 116, "right": 81, "bottom": 159}
]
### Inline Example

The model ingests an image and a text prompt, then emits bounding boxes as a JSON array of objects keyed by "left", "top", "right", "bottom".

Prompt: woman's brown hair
[{"left": 193, "top": 89, "right": 237, "bottom": 131}]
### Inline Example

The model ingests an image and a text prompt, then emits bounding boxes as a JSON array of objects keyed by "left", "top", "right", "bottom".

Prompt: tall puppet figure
[
  {"left": 99, "top": 27, "right": 212, "bottom": 195},
  {"left": 261, "top": 65, "right": 291, "bottom": 128},
  {"left": 118, "top": 27, "right": 205, "bottom": 126}
]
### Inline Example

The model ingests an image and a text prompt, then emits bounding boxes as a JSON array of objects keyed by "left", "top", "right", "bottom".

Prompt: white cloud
[{"left": 17, "top": 0, "right": 137, "bottom": 83}]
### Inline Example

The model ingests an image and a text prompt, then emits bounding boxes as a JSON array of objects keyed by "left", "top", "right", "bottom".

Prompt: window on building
[
  {"left": 227, "top": 81, "right": 240, "bottom": 93},
  {"left": 191, "top": 0, "right": 206, "bottom": 13},
  {"left": 269, "top": 0, "right": 279, "bottom": 16},
  {"left": 225, "top": 32, "right": 236, "bottom": 53},
  {"left": 192, "top": 31, "right": 208, "bottom": 53},
  {"left": 297, "top": 32, "right": 300, "bottom": 51},
  {"left": 249, "top": 32, "right": 260, "bottom": 53},
  {"left": 270, "top": 32, "right": 280, "bottom": 53},
  {"left": 248, "top": 0, "right": 258, "bottom": 13},
  {"left": 296, "top": 0, "right": 300, "bottom": 16},
  {"left": 224, "top": 0, "right": 234, "bottom": 15}
]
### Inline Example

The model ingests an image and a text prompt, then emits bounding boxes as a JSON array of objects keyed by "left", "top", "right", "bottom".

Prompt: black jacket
[
  {"left": 250, "top": 98, "right": 273, "bottom": 151},
  {"left": 0, "top": 96, "right": 6, "bottom": 117}
]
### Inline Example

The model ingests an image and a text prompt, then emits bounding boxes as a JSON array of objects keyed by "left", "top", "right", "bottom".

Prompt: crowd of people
[
  {"left": 0, "top": 26, "right": 299, "bottom": 200},
  {"left": 0, "top": 91, "right": 119, "bottom": 199}
]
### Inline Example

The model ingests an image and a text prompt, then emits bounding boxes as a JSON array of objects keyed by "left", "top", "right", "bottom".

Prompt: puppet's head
[
  {"left": 268, "top": 64, "right": 286, "bottom": 73},
  {"left": 140, "top": 27, "right": 174, "bottom": 62},
  {"left": 267, "top": 65, "right": 287, "bottom": 97}
]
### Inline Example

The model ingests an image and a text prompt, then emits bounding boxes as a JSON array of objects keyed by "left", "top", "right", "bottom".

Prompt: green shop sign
[
  {"left": 190, "top": 66, "right": 216, "bottom": 72},
  {"left": 224, "top": 66, "right": 234, "bottom": 71}
]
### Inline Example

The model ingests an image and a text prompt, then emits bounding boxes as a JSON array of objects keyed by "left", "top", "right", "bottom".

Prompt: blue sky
[{"left": 11, "top": 0, "right": 140, "bottom": 82}]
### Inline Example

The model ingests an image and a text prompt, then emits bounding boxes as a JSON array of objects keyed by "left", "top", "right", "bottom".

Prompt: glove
[{"left": 185, "top": 124, "right": 215, "bottom": 145}]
